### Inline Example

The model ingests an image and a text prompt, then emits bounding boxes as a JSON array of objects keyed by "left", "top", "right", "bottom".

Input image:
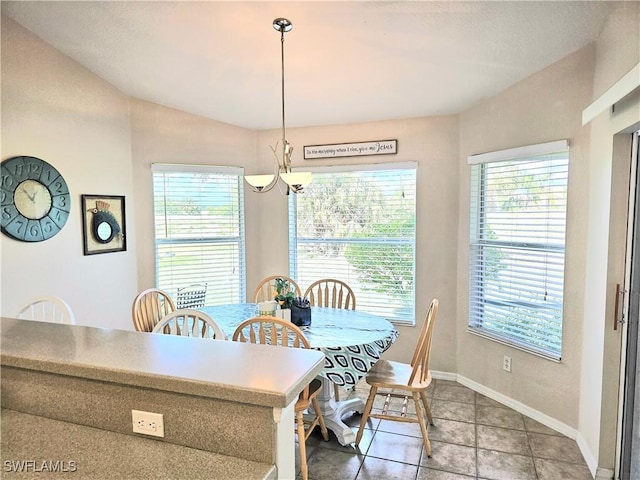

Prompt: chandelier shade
[{"left": 244, "top": 174, "right": 275, "bottom": 191}]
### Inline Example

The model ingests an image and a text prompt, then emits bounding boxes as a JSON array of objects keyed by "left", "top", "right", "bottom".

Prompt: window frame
[
  {"left": 467, "top": 140, "right": 569, "bottom": 360},
  {"left": 288, "top": 162, "right": 417, "bottom": 325},
  {"left": 151, "top": 163, "right": 246, "bottom": 305}
]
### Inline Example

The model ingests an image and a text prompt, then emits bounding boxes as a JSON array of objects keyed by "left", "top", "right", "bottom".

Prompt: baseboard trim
[
  {"left": 454, "top": 374, "right": 577, "bottom": 438},
  {"left": 430, "top": 370, "right": 458, "bottom": 382},
  {"left": 575, "top": 432, "right": 599, "bottom": 479},
  {"left": 435, "top": 372, "right": 600, "bottom": 479},
  {"left": 595, "top": 466, "right": 615, "bottom": 479}
]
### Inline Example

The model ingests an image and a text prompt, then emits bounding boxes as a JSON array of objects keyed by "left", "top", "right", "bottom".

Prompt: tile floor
[{"left": 297, "top": 378, "right": 592, "bottom": 480}]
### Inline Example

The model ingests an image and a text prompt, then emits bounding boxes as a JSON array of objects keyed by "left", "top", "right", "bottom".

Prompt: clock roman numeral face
[{"left": 1, "top": 156, "right": 70, "bottom": 242}]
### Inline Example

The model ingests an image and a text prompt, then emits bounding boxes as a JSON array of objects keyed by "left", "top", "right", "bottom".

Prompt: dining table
[{"left": 200, "top": 303, "right": 399, "bottom": 445}]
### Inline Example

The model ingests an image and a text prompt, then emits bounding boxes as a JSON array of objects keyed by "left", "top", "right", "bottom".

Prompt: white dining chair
[
  {"left": 152, "top": 309, "right": 227, "bottom": 340},
  {"left": 16, "top": 295, "right": 76, "bottom": 324}
]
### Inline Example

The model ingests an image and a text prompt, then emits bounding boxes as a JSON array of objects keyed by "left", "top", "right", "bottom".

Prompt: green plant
[
  {"left": 274, "top": 277, "right": 295, "bottom": 309},
  {"left": 344, "top": 214, "right": 415, "bottom": 302}
]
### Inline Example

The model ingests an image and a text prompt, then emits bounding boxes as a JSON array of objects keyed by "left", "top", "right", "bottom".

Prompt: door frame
[{"left": 617, "top": 130, "right": 640, "bottom": 479}]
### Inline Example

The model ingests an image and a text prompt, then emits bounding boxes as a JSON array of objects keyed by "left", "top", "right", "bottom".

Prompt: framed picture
[
  {"left": 303, "top": 139, "right": 397, "bottom": 159},
  {"left": 81, "top": 195, "right": 127, "bottom": 255}
]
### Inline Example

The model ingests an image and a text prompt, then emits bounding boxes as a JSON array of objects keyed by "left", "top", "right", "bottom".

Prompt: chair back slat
[
  {"left": 408, "top": 299, "right": 438, "bottom": 385},
  {"left": 304, "top": 279, "right": 356, "bottom": 310}
]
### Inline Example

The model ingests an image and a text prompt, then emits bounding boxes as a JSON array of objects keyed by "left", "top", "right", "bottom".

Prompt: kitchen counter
[
  {"left": 0, "top": 317, "right": 324, "bottom": 408},
  {"left": 0, "top": 318, "right": 326, "bottom": 479}
]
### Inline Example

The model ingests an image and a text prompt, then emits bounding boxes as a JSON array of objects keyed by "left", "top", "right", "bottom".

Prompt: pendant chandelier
[{"left": 244, "top": 18, "right": 312, "bottom": 194}]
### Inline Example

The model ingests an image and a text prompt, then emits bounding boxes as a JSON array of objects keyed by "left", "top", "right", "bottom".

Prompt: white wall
[{"left": 1, "top": 16, "right": 137, "bottom": 330}]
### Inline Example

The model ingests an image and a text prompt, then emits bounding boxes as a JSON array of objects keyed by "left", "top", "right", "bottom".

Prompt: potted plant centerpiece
[
  {"left": 273, "top": 277, "right": 311, "bottom": 326},
  {"left": 273, "top": 277, "right": 294, "bottom": 321},
  {"left": 274, "top": 277, "right": 295, "bottom": 308}
]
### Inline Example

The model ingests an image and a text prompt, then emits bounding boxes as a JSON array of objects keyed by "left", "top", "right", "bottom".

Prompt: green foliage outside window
[
  {"left": 344, "top": 216, "right": 415, "bottom": 303},
  {"left": 291, "top": 167, "right": 416, "bottom": 321}
]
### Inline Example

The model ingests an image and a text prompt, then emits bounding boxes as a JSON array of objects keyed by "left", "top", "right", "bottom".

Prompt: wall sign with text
[{"left": 304, "top": 140, "right": 397, "bottom": 159}]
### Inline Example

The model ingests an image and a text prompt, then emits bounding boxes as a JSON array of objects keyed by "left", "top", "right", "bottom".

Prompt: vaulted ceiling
[{"left": 2, "top": 1, "right": 614, "bottom": 130}]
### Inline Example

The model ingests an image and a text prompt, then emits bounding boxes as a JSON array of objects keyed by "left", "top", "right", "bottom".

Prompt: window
[
  {"left": 152, "top": 164, "right": 245, "bottom": 305},
  {"left": 289, "top": 163, "right": 417, "bottom": 324},
  {"left": 468, "top": 140, "right": 569, "bottom": 360}
]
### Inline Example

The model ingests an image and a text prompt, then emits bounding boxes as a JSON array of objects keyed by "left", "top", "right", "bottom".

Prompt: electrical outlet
[
  {"left": 503, "top": 355, "right": 512, "bottom": 372},
  {"left": 132, "top": 410, "right": 164, "bottom": 437}
]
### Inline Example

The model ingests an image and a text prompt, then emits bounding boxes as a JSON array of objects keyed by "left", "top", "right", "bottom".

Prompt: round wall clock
[{"left": 1, "top": 156, "right": 71, "bottom": 242}]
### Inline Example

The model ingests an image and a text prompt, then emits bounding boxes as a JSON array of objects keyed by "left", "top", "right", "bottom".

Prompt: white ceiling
[{"left": 2, "top": 1, "right": 615, "bottom": 130}]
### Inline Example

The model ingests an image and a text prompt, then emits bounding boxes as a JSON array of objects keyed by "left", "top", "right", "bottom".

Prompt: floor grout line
[{"left": 313, "top": 378, "right": 590, "bottom": 480}]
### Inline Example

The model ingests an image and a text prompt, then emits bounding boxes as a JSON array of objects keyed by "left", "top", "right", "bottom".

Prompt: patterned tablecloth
[{"left": 201, "top": 303, "right": 399, "bottom": 388}]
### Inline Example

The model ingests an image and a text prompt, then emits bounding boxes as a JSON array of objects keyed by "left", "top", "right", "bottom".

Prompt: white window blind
[
  {"left": 468, "top": 142, "right": 569, "bottom": 360},
  {"left": 152, "top": 164, "right": 245, "bottom": 305},
  {"left": 289, "top": 163, "right": 417, "bottom": 324}
]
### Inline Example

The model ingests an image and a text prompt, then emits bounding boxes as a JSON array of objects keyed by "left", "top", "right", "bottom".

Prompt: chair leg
[
  {"left": 413, "top": 392, "right": 432, "bottom": 457},
  {"left": 333, "top": 381, "right": 340, "bottom": 401},
  {"left": 420, "top": 390, "right": 434, "bottom": 425},
  {"left": 311, "top": 397, "right": 329, "bottom": 441},
  {"left": 356, "top": 386, "right": 377, "bottom": 445},
  {"left": 297, "top": 410, "right": 309, "bottom": 480}
]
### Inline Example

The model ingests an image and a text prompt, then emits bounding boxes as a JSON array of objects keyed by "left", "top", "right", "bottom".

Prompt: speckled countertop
[{"left": 0, "top": 318, "right": 325, "bottom": 408}]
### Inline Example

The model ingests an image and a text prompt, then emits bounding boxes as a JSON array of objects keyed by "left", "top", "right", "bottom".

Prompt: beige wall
[
  {"left": 130, "top": 109, "right": 461, "bottom": 372},
  {"left": 457, "top": 45, "right": 595, "bottom": 429},
  {"left": 0, "top": 17, "right": 137, "bottom": 330},
  {"left": 253, "top": 116, "right": 460, "bottom": 373},
  {"left": 129, "top": 98, "right": 258, "bottom": 292}
]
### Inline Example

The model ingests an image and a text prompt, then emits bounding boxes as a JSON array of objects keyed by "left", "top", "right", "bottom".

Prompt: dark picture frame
[{"left": 81, "top": 194, "right": 127, "bottom": 255}]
